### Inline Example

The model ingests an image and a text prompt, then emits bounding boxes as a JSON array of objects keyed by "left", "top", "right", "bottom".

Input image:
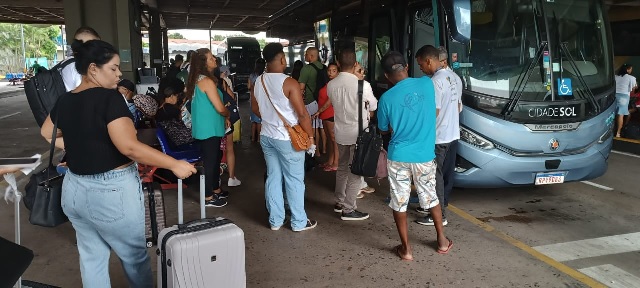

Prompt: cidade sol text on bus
[{"left": 528, "top": 106, "right": 577, "bottom": 118}]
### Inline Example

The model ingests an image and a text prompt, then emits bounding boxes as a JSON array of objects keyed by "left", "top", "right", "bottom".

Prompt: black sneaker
[
  {"left": 293, "top": 219, "right": 317, "bottom": 232},
  {"left": 416, "top": 207, "right": 431, "bottom": 215},
  {"left": 333, "top": 204, "right": 343, "bottom": 213},
  {"left": 415, "top": 216, "right": 447, "bottom": 226},
  {"left": 205, "top": 196, "right": 228, "bottom": 207},
  {"left": 341, "top": 210, "right": 370, "bottom": 221},
  {"left": 214, "top": 190, "right": 229, "bottom": 199}
]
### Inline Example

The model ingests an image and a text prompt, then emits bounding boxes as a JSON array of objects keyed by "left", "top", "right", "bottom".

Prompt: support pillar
[
  {"left": 148, "top": 9, "right": 163, "bottom": 79},
  {"left": 162, "top": 28, "right": 169, "bottom": 75},
  {"left": 63, "top": 0, "right": 143, "bottom": 83}
]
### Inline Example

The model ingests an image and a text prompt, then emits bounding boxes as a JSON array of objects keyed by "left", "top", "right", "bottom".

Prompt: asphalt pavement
[{"left": 1, "top": 94, "right": 638, "bottom": 287}]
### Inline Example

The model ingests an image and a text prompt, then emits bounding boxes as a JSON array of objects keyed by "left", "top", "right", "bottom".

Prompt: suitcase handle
[
  {"left": 177, "top": 218, "right": 231, "bottom": 231},
  {"left": 177, "top": 166, "right": 206, "bottom": 225}
]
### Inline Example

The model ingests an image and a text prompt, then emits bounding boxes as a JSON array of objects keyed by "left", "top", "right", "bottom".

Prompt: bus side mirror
[{"left": 445, "top": 0, "right": 471, "bottom": 43}]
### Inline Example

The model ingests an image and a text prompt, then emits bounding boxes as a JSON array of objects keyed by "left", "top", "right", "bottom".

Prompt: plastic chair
[{"left": 155, "top": 127, "right": 201, "bottom": 163}]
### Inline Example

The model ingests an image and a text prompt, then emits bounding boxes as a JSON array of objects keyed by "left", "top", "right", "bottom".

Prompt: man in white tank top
[{"left": 251, "top": 43, "right": 318, "bottom": 232}]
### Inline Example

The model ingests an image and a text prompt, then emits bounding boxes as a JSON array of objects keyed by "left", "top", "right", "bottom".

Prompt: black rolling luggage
[{"left": 143, "top": 181, "right": 166, "bottom": 247}]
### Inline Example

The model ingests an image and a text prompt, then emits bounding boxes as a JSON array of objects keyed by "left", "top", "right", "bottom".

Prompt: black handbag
[
  {"left": 350, "top": 80, "right": 383, "bottom": 177},
  {"left": 24, "top": 109, "right": 68, "bottom": 227},
  {"left": 221, "top": 88, "right": 240, "bottom": 126}
]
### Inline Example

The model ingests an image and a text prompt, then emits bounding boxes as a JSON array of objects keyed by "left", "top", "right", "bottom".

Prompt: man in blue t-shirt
[{"left": 377, "top": 51, "right": 452, "bottom": 261}]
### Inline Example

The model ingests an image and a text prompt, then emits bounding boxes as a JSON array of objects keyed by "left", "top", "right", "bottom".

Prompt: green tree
[
  {"left": 212, "top": 34, "right": 225, "bottom": 41},
  {"left": 168, "top": 32, "right": 185, "bottom": 39},
  {"left": 0, "top": 24, "right": 59, "bottom": 73},
  {"left": 258, "top": 39, "right": 266, "bottom": 50}
]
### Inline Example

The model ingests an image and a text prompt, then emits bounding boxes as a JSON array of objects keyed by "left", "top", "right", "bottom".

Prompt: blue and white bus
[{"left": 327, "top": 0, "right": 615, "bottom": 187}]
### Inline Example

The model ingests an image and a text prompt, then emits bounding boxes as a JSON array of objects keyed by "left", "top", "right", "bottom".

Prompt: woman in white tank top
[{"left": 615, "top": 64, "right": 636, "bottom": 137}]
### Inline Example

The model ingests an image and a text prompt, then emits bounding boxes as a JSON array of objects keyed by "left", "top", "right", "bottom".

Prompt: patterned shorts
[{"left": 388, "top": 160, "right": 439, "bottom": 212}]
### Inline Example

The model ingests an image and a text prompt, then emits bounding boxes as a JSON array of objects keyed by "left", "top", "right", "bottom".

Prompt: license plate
[{"left": 534, "top": 172, "right": 566, "bottom": 185}]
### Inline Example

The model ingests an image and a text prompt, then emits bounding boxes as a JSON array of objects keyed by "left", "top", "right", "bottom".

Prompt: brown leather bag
[{"left": 260, "top": 75, "right": 311, "bottom": 151}]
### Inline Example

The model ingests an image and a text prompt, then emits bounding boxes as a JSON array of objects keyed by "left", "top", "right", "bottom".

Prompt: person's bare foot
[
  {"left": 437, "top": 237, "right": 453, "bottom": 254},
  {"left": 395, "top": 245, "right": 413, "bottom": 261}
]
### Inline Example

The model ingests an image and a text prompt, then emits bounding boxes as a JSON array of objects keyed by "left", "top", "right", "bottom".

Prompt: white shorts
[
  {"left": 305, "top": 101, "right": 323, "bottom": 129},
  {"left": 387, "top": 160, "right": 439, "bottom": 212}
]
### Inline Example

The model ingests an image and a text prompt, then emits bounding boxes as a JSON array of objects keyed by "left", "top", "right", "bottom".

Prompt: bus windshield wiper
[
  {"left": 502, "top": 41, "right": 548, "bottom": 116},
  {"left": 559, "top": 42, "right": 600, "bottom": 113}
]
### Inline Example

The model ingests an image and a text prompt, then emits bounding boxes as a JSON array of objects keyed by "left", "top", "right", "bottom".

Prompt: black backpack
[
  {"left": 310, "top": 63, "right": 329, "bottom": 102},
  {"left": 24, "top": 59, "right": 75, "bottom": 127}
]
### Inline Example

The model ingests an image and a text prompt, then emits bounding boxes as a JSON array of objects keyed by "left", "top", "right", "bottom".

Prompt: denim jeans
[
  {"left": 260, "top": 136, "right": 308, "bottom": 230},
  {"left": 62, "top": 163, "right": 153, "bottom": 288}
]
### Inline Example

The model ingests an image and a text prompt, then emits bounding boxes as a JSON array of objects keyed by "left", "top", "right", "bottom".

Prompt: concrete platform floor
[{"left": 2, "top": 91, "right": 639, "bottom": 287}]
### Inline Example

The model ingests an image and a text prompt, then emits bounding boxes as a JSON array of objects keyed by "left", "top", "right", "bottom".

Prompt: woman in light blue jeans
[
  {"left": 62, "top": 164, "right": 150, "bottom": 287},
  {"left": 41, "top": 39, "right": 195, "bottom": 287}
]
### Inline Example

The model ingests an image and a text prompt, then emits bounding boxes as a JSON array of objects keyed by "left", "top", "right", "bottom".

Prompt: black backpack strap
[
  {"left": 53, "top": 58, "right": 75, "bottom": 71},
  {"left": 310, "top": 63, "right": 322, "bottom": 72},
  {"left": 358, "top": 80, "right": 364, "bottom": 136}
]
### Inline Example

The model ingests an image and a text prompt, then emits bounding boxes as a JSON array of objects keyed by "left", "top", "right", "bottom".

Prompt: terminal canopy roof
[
  {"left": 0, "top": 0, "right": 351, "bottom": 42},
  {"left": 0, "top": 0, "right": 638, "bottom": 42}
]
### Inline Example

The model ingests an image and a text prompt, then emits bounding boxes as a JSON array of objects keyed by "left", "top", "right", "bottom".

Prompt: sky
[{"left": 168, "top": 29, "right": 282, "bottom": 41}]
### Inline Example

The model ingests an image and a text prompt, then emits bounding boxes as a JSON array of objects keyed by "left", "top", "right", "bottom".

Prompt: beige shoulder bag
[{"left": 260, "top": 75, "right": 310, "bottom": 151}]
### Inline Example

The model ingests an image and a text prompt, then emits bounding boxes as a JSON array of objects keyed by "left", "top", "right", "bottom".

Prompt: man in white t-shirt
[
  {"left": 327, "top": 48, "right": 377, "bottom": 221},
  {"left": 61, "top": 27, "right": 101, "bottom": 92},
  {"left": 415, "top": 45, "right": 462, "bottom": 226}
]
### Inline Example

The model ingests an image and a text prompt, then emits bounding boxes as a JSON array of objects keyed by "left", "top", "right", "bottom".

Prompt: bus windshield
[{"left": 449, "top": 0, "right": 612, "bottom": 118}]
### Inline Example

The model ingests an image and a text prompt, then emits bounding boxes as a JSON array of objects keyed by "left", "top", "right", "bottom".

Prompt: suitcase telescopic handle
[
  {"left": 177, "top": 165, "right": 206, "bottom": 225},
  {"left": 177, "top": 218, "right": 231, "bottom": 230}
]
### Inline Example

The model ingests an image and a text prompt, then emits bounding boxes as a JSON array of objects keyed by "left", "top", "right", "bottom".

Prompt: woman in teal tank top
[{"left": 184, "top": 48, "right": 231, "bottom": 207}]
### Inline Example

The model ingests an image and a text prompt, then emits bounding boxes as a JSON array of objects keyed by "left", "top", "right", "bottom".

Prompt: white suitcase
[{"left": 157, "top": 170, "right": 246, "bottom": 288}]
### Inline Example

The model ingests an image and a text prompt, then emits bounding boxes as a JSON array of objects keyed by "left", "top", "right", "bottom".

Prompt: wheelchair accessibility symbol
[{"left": 557, "top": 78, "right": 572, "bottom": 96}]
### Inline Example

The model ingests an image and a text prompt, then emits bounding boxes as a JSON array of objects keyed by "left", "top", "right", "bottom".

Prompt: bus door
[
  {"left": 410, "top": 2, "right": 439, "bottom": 77},
  {"left": 368, "top": 11, "right": 395, "bottom": 96}
]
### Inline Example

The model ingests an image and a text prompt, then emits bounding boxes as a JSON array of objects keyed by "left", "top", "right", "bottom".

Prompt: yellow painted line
[
  {"left": 448, "top": 205, "right": 606, "bottom": 288},
  {"left": 614, "top": 137, "right": 640, "bottom": 144}
]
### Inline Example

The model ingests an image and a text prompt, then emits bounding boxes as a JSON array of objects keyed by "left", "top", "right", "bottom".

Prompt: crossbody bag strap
[
  {"left": 260, "top": 75, "right": 292, "bottom": 128},
  {"left": 46, "top": 100, "right": 61, "bottom": 185},
  {"left": 357, "top": 80, "right": 364, "bottom": 136}
]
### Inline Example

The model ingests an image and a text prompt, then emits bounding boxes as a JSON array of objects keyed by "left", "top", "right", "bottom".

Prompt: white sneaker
[
  {"left": 360, "top": 186, "right": 375, "bottom": 193},
  {"left": 228, "top": 177, "right": 242, "bottom": 187}
]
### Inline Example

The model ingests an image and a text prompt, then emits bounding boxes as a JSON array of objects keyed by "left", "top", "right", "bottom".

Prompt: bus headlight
[{"left": 460, "top": 126, "right": 495, "bottom": 150}]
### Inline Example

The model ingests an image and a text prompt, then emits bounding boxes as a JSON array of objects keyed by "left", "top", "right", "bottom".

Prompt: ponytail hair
[
  {"left": 617, "top": 64, "right": 632, "bottom": 77},
  {"left": 71, "top": 26, "right": 101, "bottom": 55},
  {"left": 71, "top": 40, "right": 119, "bottom": 76}
]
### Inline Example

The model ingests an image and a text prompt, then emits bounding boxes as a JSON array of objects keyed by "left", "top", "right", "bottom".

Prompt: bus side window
[
  {"left": 412, "top": 6, "right": 436, "bottom": 77},
  {"left": 370, "top": 14, "right": 393, "bottom": 91}
]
